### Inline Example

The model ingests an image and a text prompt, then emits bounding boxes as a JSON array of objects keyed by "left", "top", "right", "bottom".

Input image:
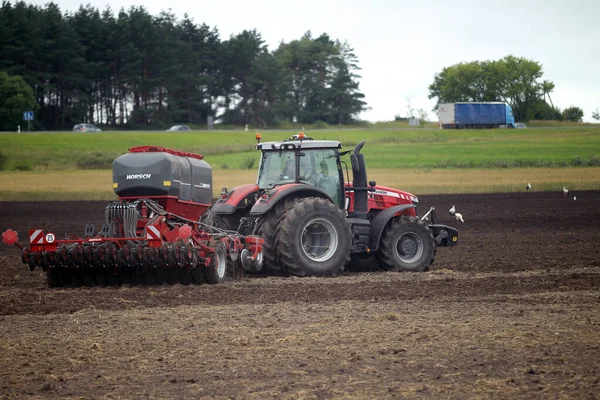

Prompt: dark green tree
[
  {"left": 0, "top": 71, "right": 37, "bottom": 131},
  {"left": 274, "top": 32, "right": 367, "bottom": 125},
  {"left": 218, "top": 29, "right": 268, "bottom": 126},
  {"left": 238, "top": 48, "right": 282, "bottom": 127},
  {"left": 498, "top": 56, "right": 545, "bottom": 121},
  {"left": 532, "top": 100, "right": 562, "bottom": 121},
  {"left": 0, "top": 1, "right": 44, "bottom": 83},
  {"left": 0, "top": 2, "right": 367, "bottom": 129},
  {"left": 428, "top": 61, "right": 500, "bottom": 104},
  {"left": 166, "top": 17, "right": 220, "bottom": 126},
  {"left": 36, "top": 2, "right": 86, "bottom": 129},
  {"left": 327, "top": 41, "right": 367, "bottom": 125},
  {"left": 70, "top": 4, "right": 109, "bottom": 124},
  {"left": 562, "top": 106, "right": 584, "bottom": 122},
  {"left": 429, "top": 56, "right": 551, "bottom": 121}
]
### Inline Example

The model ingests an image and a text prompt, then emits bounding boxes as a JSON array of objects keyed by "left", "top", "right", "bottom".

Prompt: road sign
[{"left": 23, "top": 111, "right": 34, "bottom": 121}]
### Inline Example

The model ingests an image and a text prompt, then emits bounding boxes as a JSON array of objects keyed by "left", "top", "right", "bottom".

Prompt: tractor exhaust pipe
[{"left": 350, "top": 141, "right": 368, "bottom": 219}]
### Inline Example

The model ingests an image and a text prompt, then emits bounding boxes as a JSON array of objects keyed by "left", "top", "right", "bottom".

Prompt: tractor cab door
[{"left": 299, "top": 149, "right": 344, "bottom": 209}]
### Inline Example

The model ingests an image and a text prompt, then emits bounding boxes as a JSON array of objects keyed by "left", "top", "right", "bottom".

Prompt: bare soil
[{"left": 0, "top": 192, "right": 599, "bottom": 399}]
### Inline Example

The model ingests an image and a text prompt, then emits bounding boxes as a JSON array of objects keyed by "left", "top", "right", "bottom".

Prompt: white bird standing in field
[
  {"left": 449, "top": 205, "right": 456, "bottom": 215},
  {"left": 526, "top": 183, "right": 531, "bottom": 191},
  {"left": 563, "top": 186, "right": 570, "bottom": 198},
  {"left": 454, "top": 213, "right": 464, "bottom": 223}
]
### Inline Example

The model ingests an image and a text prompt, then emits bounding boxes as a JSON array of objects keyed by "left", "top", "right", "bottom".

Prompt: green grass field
[
  {"left": 1, "top": 126, "right": 599, "bottom": 171},
  {"left": 0, "top": 125, "right": 598, "bottom": 200}
]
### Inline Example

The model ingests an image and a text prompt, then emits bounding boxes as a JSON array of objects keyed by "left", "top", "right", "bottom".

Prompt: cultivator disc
[{"left": 25, "top": 240, "right": 251, "bottom": 288}]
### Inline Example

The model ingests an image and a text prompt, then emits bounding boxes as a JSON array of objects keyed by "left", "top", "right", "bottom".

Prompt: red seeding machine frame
[{"left": 2, "top": 146, "right": 264, "bottom": 287}]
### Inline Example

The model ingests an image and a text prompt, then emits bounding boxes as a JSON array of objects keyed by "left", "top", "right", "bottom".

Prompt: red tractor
[{"left": 206, "top": 133, "right": 458, "bottom": 276}]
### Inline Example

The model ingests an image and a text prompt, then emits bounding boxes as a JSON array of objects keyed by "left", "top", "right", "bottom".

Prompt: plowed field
[{"left": 1, "top": 192, "right": 599, "bottom": 399}]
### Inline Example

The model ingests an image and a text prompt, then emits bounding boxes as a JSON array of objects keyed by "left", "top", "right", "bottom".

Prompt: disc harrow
[{"left": 3, "top": 198, "right": 264, "bottom": 287}]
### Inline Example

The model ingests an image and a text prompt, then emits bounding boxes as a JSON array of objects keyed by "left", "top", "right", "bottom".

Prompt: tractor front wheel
[{"left": 377, "top": 215, "right": 435, "bottom": 272}]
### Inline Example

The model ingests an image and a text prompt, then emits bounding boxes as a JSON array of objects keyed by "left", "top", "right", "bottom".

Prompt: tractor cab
[{"left": 256, "top": 135, "right": 345, "bottom": 208}]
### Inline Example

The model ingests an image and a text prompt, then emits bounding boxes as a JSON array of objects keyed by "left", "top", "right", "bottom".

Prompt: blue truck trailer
[{"left": 438, "top": 102, "right": 515, "bottom": 129}]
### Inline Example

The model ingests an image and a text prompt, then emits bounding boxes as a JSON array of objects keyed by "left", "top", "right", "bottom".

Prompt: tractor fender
[
  {"left": 369, "top": 204, "right": 417, "bottom": 251},
  {"left": 212, "top": 184, "right": 259, "bottom": 215},
  {"left": 249, "top": 184, "right": 334, "bottom": 216}
]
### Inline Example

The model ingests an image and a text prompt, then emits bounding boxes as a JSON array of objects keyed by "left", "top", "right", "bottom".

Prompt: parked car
[
  {"left": 167, "top": 125, "right": 192, "bottom": 132},
  {"left": 514, "top": 122, "right": 528, "bottom": 129},
  {"left": 73, "top": 123, "right": 102, "bottom": 132}
]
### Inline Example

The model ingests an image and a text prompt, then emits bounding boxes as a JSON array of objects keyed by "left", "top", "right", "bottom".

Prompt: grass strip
[
  {"left": 1, "top": 167, "right": 599, "bottom": 201},
  {"left": 1, "top": 126, "right": 599, "bottom": 171}
]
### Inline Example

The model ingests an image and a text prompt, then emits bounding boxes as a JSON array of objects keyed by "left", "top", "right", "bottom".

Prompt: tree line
[
  {"left": 0, "top": 1, "right": 367, "bottom": 131},
  {"left": 428, "top": 55, "right": 585, "bottom": 122}
]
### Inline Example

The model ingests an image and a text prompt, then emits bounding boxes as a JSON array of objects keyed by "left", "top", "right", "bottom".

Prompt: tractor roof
[{"left": 257, "top": 140, "right": 342, "bottom": 151}]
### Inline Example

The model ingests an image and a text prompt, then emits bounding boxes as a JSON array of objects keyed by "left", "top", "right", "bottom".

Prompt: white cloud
[{"left": 24, "top": 0, "right": 600, "bottom": 122}]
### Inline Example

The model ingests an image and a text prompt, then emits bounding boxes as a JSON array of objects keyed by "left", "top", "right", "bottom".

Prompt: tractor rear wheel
[
  {"left": 254, "top": 210, "right": 282, "bottom": 272},
  {"left": 377, "top": 215, "right": 435, "bottom": 272},
  {"left": 254, "top": 198, "right": 297, "bottom": 273},
  {"left": 278, "top": 197, "right": 351, "bottom": 276}
]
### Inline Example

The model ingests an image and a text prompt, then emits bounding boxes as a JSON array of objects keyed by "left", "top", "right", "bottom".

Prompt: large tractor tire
[
  {"left": 254, "top": 210, "right": 282, "bottom": 272},
  {"left": 277, "top": 197, "right": 351, "bottom": 276},
  {"left": 254, "top": 197, "right": 298, "bottom": 273},
  {"left": 376, "top": 215, "right": 435, "bottom": 272}
]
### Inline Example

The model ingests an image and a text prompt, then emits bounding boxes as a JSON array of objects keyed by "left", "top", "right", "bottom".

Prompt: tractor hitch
[{"left": 420, "top": 206, "right": 439, "bottom": 224}]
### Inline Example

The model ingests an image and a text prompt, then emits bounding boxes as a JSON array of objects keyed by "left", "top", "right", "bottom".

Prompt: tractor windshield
[
  {"left": 257, "top": 151, "right": 296, "bottom": 189},
  {"left": 257, "top": 148, "right": 343, "bottom": 207}
]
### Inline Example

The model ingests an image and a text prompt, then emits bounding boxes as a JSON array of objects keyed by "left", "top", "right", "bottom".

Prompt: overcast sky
[{"left": 26, "top": 0, "right": 600, "bottom": 122}]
